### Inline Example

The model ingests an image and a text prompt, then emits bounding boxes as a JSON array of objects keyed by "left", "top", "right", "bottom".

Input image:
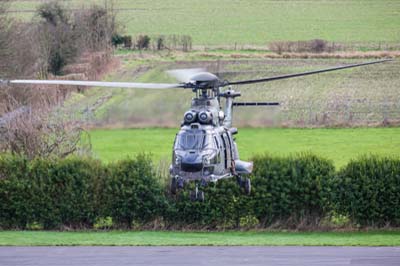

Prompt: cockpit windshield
[{"left": 175, "top": 131, "right": 214, "bottom": 150}]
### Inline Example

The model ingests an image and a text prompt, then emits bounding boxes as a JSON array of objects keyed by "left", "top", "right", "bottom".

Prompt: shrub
[
  {"left": 251, "top": 153, "right": 335, "bottom": 228},
  {"left": 104, "top": 155, "right": 166, "bottom": 228},
  {"left": 269, "top": 39, "right": 331, "bottom": 54},
  {"left": 27, "top": 157, "right": 103, "bottom": 229},
  {"left": 310, "top": 39, "right": 327, "bottom": 53},
  {"left": 0, "top": 155, "right": 30, "bottom": 229},
  {"left": 136, "top": 35, "right": 151, "bottom": 50},
  {"left": 331, "top": 156, "right": 400, "bottom": 227},
  {"left": 0, "top": 155, "right": 103, "bottom": 229},
  {"left": 112, "top": 34, "right": 132, "bottom": 48},
  {"left": 165, "top": 179, "right": 252, "bottom": 229}
]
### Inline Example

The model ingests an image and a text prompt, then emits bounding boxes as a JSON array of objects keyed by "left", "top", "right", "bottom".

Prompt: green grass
[
  {"left": 90, "top": 127, "right": 400, "bottom": 168},
  {"left": 9, "top": 0, "right": 400, "bottom": 45},
  {"left": 0, "top": 231, "right": 399, "bottom": 246}
]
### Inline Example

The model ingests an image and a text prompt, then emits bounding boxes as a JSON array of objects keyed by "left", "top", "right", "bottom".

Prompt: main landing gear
[
  {"left": 236, "top": 175, "right": 251, "bottom": 195},
  {"left": 189, "top": 185, "right": 205, "bottom": 202},
  {"left": 170, "top": 177, "right": 205, "bottom": 202},
  {"left": 170, "top": 176, "right": 184, "bottom": 195},
  {"left": 170, "top": 176, "right": 251, "bottom": 201}
]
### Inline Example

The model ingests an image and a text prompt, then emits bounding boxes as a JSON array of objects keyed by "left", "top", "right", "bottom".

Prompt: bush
[
  {"left": 251, "top": 153, "right": 335, "bottom": 228},
  {"left": 165, "top": 179, "right": 251, "bottom": 229},
  {"left": 28, "top": 157, "right": 103, "bottom": 229},
  {"left": 0, "top": 155, "right": 30, "bottom": 229},
  {"left": 330, "top": 156, "right": 400, "bottom": 227},
  {"left": 103, "top": 155, "right": 166, "bottom": 228},
  {"left": 136, "top": 35, "right": 151, "bottom": 50},
  {"left": 269, "top": 39, "right": 331, "bottom": 54},
  {"left": 0, "top": 155, "right": 103, "bottom": 229}
]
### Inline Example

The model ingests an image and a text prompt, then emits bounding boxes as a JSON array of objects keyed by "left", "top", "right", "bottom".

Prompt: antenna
[{"left": 233, "top": 102, "right": 280, "bottom": 106}]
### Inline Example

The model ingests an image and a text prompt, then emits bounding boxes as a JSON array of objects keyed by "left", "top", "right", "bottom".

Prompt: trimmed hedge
[
  {"left": 104, "top": 156, "right": 166, "bottom": 228},
  {"left": 165, "top": 153, "right": 334, "bottom": 229},
  {"left": 251, "top": 154, "right": 334, "bottom": 227},
  {"left": 0, "top": 156, "right": 104, "bottom": 229},
  {"left": 330, "top": 156, "right": 400, "bottom": 227},
  {"left": 0, "top": 154, "right": 400, "bottom": 229}
]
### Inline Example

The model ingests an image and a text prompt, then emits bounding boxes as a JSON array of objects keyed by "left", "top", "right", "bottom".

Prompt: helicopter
[{"left": 0, "top": 58, "right": 392, "bottom": 201}]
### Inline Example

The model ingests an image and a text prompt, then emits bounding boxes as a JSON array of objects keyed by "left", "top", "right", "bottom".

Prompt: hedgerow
[
  {"left": 251, "top": 153, "right": 334, "bottom": 228},
  {"left": 0, "top": 153, "right": 399, "bottom": 229},
  {"left": 329, "top": 156, "right": 400, "bottom": 227},
  {"left": 103, "top": 155, "right": 166, "bottom": 228}
]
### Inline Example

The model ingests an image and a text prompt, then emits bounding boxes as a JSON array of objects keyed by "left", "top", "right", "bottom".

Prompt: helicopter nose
[{"left": 181, "top": 153, "right": 203, "bottom": 172}]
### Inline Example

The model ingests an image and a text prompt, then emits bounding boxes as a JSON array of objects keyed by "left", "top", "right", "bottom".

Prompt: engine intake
[
  {"left": 184, "top": 111, "right": 197, "bottom": 124},
  {"left": 198, "top": 111, "right": 212, "bottom": 124}
]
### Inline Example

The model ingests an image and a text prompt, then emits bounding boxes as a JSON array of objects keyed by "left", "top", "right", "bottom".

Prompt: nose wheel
[{"left": 170, "top": 176, "right": 184, "bottom": 195}]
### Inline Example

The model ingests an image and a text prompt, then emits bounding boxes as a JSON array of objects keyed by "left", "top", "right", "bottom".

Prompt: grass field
[
  {"left": 1, "top": 231, "right": 399, "bottom": 246},
  {"left": 9, "top": 0, "right": 400, "bottom": 45},
  {"left": 90, "top": 127, "right": 400, "bottom": 168}
]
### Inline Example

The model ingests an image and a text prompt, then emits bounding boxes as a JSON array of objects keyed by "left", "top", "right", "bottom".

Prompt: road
[{"left": 1, "top": 246, "right": 399, "bottom": 266}]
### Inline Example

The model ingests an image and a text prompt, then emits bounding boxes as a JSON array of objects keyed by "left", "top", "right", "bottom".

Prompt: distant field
[
  {"left": 1, "top": 231, "right": 400, "bottom": 246},
  {"left": 9, "top": 0, "right": 400, "bottom": 45},
  {"left": 89, "top": 127, "right": 400, "bottom": 168}
]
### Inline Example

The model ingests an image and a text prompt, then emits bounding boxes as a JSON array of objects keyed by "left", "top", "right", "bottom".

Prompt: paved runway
[{"left": 1, "top": 246, "right": 399, "bottom": 266}]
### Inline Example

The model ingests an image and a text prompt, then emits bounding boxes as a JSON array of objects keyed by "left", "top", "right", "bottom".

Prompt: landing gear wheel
[
  {"left": 244, "top": 177, "right": 251, "bottom": 195},
  {"left": 178, "top": 178, "right": 184, "bottom": 189},
  {"left": 190, "top": 190, "right": 197, "bottom": 201},
  {"left": 236, "top": 175, "right": 243, "bottom": 186},
  {"left": 198, "top": 191, "right": 205, "bottom": 202},
  {"left": 189, "top": 185, "right": 205, "bottom": 202},
  {"left": 170, "top": 177, "right": 177, "bottom": 195}
]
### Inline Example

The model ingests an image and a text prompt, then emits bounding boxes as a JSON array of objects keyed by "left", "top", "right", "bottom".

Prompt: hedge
[
  {"left": 104, "top": 156, "right": 166, "bottom": 228},
  {"left": 0, "top": 154, "right": 399, "bottom": 229},
  {"left": 251, "top": 153, "right": 334, "bottom": 227},
  {"left": 329, "top": 156, "right": 400, "bottom": 227}
]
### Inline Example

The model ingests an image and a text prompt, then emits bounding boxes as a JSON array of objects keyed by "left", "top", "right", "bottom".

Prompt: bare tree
[
  {"left": 35, "top": 1, "right": 78, "bottom": 75},
  {"left": 0, "top": 0, "right": 15, "bottom": 77},
  {"left": 0, "top": 89, "right": 91, "bottom": 159},
  {"left": 0, "top": 1, "right": 121, "bottom": 158},
  {"left": 73, "top": 3, "right": 118, "bottom": 52}
]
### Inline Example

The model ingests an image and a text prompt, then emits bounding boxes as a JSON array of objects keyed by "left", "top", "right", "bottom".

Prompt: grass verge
[
  {"left": 0, "top": 231, "right": 400, "bottom": 246},
  {"left": 89, "top": 127, "right": 400, "bottom": 168}
]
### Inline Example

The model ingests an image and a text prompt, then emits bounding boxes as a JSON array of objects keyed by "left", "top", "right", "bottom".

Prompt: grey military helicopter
[{"left": 0, "top": 59, "right": 391, "bottom": 201}]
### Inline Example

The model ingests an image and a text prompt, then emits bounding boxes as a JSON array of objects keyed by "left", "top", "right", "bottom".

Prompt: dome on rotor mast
[
  {"left": 189, "top": 72, "right": 220, "bottom": 88},
  {"left": 189, "top": 72, "right": 219, "bottom": 82}
]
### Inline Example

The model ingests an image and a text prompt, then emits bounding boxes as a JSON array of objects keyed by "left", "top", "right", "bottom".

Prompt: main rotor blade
[
  {"left": 2, "top": 80, "right": 184, "bottom": 89},
  {"left": 225, "top": 59, "right": 393, "bottom": 86}
]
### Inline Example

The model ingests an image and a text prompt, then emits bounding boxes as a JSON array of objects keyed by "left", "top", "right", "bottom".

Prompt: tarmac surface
[{"left": 1, "top": 246, "right": 399, "bottom": 266}]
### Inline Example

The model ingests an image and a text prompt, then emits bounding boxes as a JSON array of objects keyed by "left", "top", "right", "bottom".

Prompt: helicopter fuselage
[{"left": 169, "top": 88, "right": 253, "bottom": 189}]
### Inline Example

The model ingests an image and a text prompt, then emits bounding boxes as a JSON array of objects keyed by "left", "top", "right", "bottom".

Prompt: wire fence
[{"left": 278, "top": 99, "right": 400, "bottom": 127}]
